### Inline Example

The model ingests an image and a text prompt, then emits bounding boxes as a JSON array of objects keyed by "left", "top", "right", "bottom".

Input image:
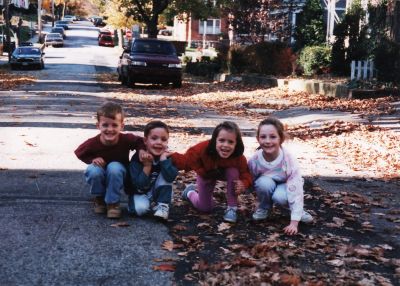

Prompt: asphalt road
[{"left": 0, "top": 21, "right": 175, "bottom": 285}]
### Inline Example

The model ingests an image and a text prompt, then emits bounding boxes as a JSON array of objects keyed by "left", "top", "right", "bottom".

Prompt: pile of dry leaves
[
  {"left": 287, "top": 121, "right": 400, "bottom": 179},
  {"left": 0, "top": 71, "right": 35, "bottom": 90}
]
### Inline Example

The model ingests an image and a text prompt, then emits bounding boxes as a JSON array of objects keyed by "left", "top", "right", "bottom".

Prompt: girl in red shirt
[{"left": 171, "top": 121, "right": 252, "bottom": 223}]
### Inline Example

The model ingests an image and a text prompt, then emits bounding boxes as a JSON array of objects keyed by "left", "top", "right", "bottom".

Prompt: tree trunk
[
  {"left": 117, "top": 29, "right": 124, "bottom": 48},
  {"left": 146, "top": 17, "right": 158, "bottom": 38}
]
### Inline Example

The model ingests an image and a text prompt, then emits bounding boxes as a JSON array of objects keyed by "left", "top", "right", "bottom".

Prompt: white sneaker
[
  {"left": 223, "top": 207, "right": 237, "bottom": 223},
  {"left": 300, "top": 211, "right": 313, "bottom": 223},
  {"left": 252, "top": 208, "right": 268, "bottom": 221},
  {"left": 154, "top": 203, "right": 169, "bottom": 220}
]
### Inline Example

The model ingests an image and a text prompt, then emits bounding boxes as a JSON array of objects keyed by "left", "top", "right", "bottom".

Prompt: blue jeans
[
  {"left": 254, "top": 176, "right": 288, "bottom": 210},
  {"left": 85, "top": 162, "right": 126, "bottom": 204},
  {"left": 127, "top": 174, "right": 172, "bottom": 216}
]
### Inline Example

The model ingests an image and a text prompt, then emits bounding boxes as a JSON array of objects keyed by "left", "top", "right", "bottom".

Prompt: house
[{"left": 173, "top": 13, "right": 229, "bottom": 48}]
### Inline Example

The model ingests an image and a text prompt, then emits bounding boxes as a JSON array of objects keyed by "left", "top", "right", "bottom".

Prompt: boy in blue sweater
[{"left": 128, "top": 121, "right": 178, "bottom": 220}]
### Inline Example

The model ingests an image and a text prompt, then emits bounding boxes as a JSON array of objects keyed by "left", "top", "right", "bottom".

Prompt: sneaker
[
  {"left": 252, "top": 208, "right": 268, "bottom": 221},
  {"left": 93, "top": 196, "right": 106, "bottom": 214},
  {"left": 107, "top": 203, "right": 121, "bottom": 219},
  {"left": 300, "top": 211, "right": 313, "bottom": 224},
  {"left": 182, "top": 184, "right": 196, "bottom": 201},
  {"left": 223, "top": 207, "right": 237, "bottom": 223},
  {"left": 154, "top": 203, "right": 169, "bottom": 220}
]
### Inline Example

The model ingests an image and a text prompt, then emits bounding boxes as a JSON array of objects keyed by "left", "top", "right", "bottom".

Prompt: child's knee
[
  {"left": 85, "top": 164, "right": 104, "bottom": 179},
  {"left": 133, "top": 196, "right": 150, "bottom": 216},
  {"left": 106, "top": 162, "right": 126, "bottom": 176},
  {"left": 255, "top": 176, "right": 276, "bottom": 193}
]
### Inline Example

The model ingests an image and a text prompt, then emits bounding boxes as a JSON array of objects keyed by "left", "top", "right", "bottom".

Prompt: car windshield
[
  {"left": 15, "top": 48, "right": 40, "bottom": 55},
  {"left": 102, "top": 36, "right": 113, "bottom": 41},
  {"left": 132, "top": 41, "right": 176, "bottom": 55}
]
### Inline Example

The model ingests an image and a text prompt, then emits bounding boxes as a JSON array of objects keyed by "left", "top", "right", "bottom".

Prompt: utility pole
[
  {"left": 52, "top": 0, "right": 55, "bottom": 27},
  {"left": 3, "top": 0, "right": 11, "bottom": 61},
  {"left": 38, "top": 0, "right": 42, "bottom": 43}
]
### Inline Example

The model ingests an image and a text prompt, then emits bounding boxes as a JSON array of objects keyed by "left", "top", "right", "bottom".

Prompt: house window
[{"left": 199, "top": 19, "right": 221, "bottom": 35}]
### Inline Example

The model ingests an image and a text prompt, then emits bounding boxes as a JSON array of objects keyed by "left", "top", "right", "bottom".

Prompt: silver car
[
  {"left": 10, "top": 47, "right": 45, "bottom": 70},
  {"left": 45, "top": 33, "right": 64, "bottom": 47}
]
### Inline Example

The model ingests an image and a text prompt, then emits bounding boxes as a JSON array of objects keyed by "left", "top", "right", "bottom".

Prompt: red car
[{"left": 98, "top": 35, "right": 114, "bottom": 47}]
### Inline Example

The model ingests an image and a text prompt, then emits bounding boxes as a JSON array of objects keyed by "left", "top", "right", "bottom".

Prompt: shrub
[
  {"left": 244, "top": 42, "right": 294, "bottom": 75},
  {"left": 374, "top": 38, "right": 400, "bottom": 83},
  {"left": 182, "top": 55, "right": 192, "bottom": 64},
  {"left": 229, "top": 45, "right": 247, "bottom": 74},
  {"left": 298, "top": 45, "right": 331, "bottom": 76},
  {"left": 184, "top": 58, "right": 221, "bottom": 78}
]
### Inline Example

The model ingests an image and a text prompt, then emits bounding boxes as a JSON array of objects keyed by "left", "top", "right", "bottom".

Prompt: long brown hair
[{"left": 206, "top": 121, "right": 244, "bottom": 158}]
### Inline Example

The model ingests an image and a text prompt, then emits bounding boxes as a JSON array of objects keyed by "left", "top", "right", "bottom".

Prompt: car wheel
[
  {"left": 121, "top": 74, "right": 127, "bottom": 85},
  {"left": 10, "top": 64, "right": 16, "bottom": 70},
  {"left": 173, "top": 80, "right": 182, "bottom": 88},
  {"left": 127, "top": 75, "right": 134, "bottom": 87}
]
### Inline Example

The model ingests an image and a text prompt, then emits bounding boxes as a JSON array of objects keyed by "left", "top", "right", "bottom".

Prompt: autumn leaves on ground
[
  {"left": 97, "top": 75, "right": 400, "bottom": 285},
  {"left": 5, "top": 73, "right": 400, "bottom": 284}
]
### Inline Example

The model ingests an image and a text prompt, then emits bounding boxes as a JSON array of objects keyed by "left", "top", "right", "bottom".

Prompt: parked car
[
  {"left": 19, "top": 42, "right": 34, "bottom": 47},
  {"left": 98, "top": 29, "right": 112, "bottom": 40},
  {"left": 45, "top": 33, "right": 64, "bottom": 47},
  {"left": 10, "top": 46, "right": 45, "bottom": 70},
  {"left": 63, "top": 15, "right": 76, "bottom": 22},
  {"left": 117, "top": 38, "right": 182, "bottom": 88},
  {"left": 51, "top": 27, "right": 66, "bottom": 39},
  {"left": 55, "top": 20, "right": 69, "bottom": 30},
  {"left": 98, "top": 34, "right": 114, "bottom": 47}
]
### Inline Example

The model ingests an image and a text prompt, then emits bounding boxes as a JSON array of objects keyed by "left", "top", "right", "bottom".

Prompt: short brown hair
[
  {"left": 97, "top": 102, "right": 124, "bottom": 121},
  {"left": 144, "top": 120, "right": 169, "bottom": 137}
]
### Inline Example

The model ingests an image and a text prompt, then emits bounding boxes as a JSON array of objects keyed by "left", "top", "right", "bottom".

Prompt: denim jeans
[
  {"left": 254, "top": 176, "right": 288, "bottom": 210},
  {"left": 84, "top": 162, "right": 126, "bottom": 204},
  {"left": 127, "top": 173, "right": 173, "bottom": 216}
]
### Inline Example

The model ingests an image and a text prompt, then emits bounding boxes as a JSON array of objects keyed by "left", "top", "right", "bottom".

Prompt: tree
[
  {"left": 225, "top": 0, "right": 289, "bottom": 43},
  {"left": 331, "top": 0, "right": 369, "bottom": 75},
  {"left": 117, "top": 0, "right": 169, "bottom": 38},
  {"left": 293, "top": 0, "right": 325, "bottom": 51}
]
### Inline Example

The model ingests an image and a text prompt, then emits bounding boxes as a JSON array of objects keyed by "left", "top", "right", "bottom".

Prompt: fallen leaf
[
  {"left": 327, "top": 259, "right": 344, "bottom": 267},
  {"left": 153, "top": 264, "right": 176, "bottom": 272},
  {"left": 162, "top": 240, "right": 174, "bottom": 251},
  {"left": 217, "top": 222, "right": 232, "bottom": 232},
  {"left": 110, "top": 221, "right": 130, "bottom": 227}
]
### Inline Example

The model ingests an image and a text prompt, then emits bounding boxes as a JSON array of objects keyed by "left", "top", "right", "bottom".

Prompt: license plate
[{"left": 22, "top": 63, "right": 28, "bottom": 66}]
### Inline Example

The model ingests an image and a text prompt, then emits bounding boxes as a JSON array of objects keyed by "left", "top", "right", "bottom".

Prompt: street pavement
[{"left": 0, "top": 21, "right": 174, "bottom": 286}]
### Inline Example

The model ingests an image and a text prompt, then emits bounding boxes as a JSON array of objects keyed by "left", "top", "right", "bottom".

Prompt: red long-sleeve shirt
[
  {"left": 75, "top": 133, "right": 145, "bottom": 166},
  {"left": 170, "top": 140, "right": 252, "bottom": 189}
]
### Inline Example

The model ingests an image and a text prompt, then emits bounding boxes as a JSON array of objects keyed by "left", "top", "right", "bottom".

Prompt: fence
[{"left": 351, "top": 60, "right": 374, "bottom": 80}]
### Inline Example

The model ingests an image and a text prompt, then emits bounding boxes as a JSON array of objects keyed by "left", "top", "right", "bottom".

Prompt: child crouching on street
[
  {"left": 248, "top": 117, "right": 313, "bottom": 235},
  {"left": 128, "top": 120, "right": 178, "bottom": 220},
  {"left": 75, "top": 101, "right": 146, "bottom": 219},
  {"left": 170, "top": 121, "right": 252, "bottom": 223}
]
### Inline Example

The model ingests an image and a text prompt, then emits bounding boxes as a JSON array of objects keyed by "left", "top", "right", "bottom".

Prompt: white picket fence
[{"left": 351, "top": 60, "right": 374, "bottom": 80}]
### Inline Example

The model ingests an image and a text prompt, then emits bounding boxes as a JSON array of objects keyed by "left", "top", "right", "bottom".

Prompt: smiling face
[
  {"left": 97, "top": 114, "right": 124, "bottom": 146},
  {"left": 215, "top": 129, "right": 237, "bottom": 159},
  {"left": 257, "top": 124, "right": 282, "bottom": 161},
  {"left": 144, "top": 127, "right": 169, "bottom": 157}
]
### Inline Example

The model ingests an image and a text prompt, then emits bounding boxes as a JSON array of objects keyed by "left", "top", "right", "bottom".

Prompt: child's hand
[
  {"left": 233, "top": 180, "right": 245, "bottom": 195},
  {"left": 283, "top": 220, "right": 299, "bottom": 236},
  {"left": 160, "top": 151, "right": 172, "bottom": 161},
  {"left": 92, "top": 157, "right": 106, "bottom": 168},
  {"left": 138, "top": 150, "right": 151, "bottom": 162}
]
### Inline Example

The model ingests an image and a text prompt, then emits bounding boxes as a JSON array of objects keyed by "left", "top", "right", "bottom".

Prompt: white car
[{"left": 45, "top": 33, "right": 64, "bottom": 47}]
